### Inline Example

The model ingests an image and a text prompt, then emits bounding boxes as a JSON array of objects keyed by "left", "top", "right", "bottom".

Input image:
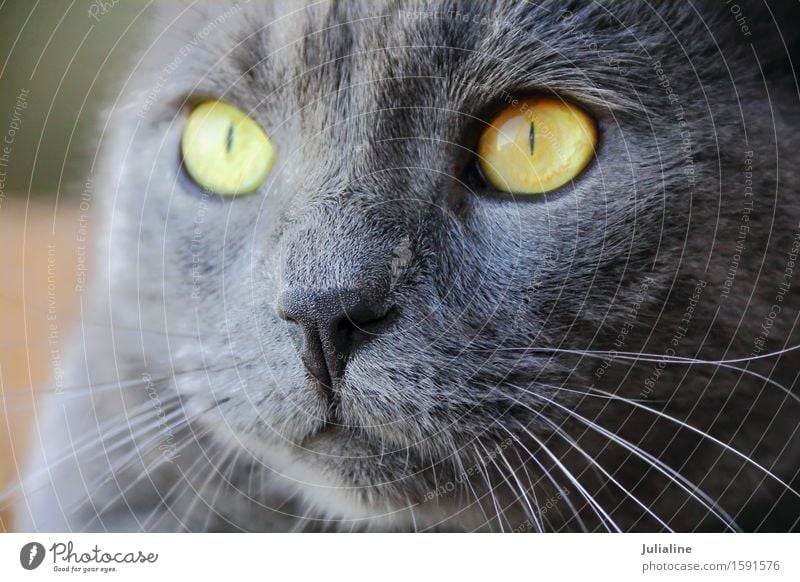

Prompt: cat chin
[
  {"left": 270, "top": 450, "right": 484, "bottom": 531},
  {"left": 280, "top": 460, "right": 417, "bottom": 528},
  {"left": 210, "top": 415, "right": 491, "bottom": 530},
  {"left": 228, "top": 427, "right": 432, "bottom": 528}
]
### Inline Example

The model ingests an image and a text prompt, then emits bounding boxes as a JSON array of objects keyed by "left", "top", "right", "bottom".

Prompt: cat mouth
[
  {"left": 295, "top": 374, "right": 416, "bottom": 454},
  {"left": 301, "top": 423, "right": 342, "bottom": 443},
  {"left": 301, "top": 412, "right": 338, "bottom": 440},
  {"left": 311, "top": 378, "right": 345, "bottom": 425}
]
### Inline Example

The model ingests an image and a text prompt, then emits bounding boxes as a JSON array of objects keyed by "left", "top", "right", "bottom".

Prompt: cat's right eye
[
  {"left": 181, "top": 100, "right": 275, "bottom": 196},
  {"left": 476, "top": 96, "right": 597, "bottom": 195}
]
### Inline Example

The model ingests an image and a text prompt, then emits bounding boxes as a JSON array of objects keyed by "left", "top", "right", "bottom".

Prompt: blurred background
[{"left": 0, "top": 1, "right": 149, "bottom": 531}]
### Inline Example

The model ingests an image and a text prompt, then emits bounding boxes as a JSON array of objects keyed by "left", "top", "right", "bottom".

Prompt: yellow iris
[
  {"left": 477, "top": 97, "right": 597, "bottom": 195},
  {"left": 181, "top": 100, "right": 275, "bottom": 196}
]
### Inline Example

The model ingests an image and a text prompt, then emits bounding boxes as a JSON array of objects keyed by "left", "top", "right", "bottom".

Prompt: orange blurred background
[
  {"left": 0, "top": 198, "right": 81, "bottom": 531},
  {"left": 0, "top": 1, "right": 143, "bottom": 532}
]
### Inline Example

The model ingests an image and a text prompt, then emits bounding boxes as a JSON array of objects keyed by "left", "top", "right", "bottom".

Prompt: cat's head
[{"left": 98, "top": 0, "right": 799, "bottom": 530}]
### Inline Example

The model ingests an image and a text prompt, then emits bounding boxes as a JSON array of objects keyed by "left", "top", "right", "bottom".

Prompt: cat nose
[{"left": 277, "top": 288, "right": 394, "bottom": 389}]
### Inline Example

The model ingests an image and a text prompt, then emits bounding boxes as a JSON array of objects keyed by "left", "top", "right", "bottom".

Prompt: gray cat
[{"left": 11, "top": 0, "right": 800, "bottom": 532}]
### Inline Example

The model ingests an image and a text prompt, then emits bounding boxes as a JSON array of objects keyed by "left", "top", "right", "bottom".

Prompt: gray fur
[{"left": 13, "top": 0, "right": 800, "bottom": 531}]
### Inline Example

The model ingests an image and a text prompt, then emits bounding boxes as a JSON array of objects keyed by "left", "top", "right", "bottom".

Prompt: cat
[{"left": 10, "top": 0, "right": 800, "bottom": 532}]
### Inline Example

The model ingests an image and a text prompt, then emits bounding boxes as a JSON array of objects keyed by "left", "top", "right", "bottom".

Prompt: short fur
[{"left": 13, "top": 0, "right": 800, "bottom": 531}]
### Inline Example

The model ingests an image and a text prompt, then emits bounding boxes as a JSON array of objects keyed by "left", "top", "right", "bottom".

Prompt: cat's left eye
[
  {"left": 477, "top": 96, "right": 597, "bottom": 195},
  {"left": 181, "top": 100, "right": 275, "bottom": 196}
]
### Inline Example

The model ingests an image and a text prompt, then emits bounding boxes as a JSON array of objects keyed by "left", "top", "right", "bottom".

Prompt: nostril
[
  {"left": 336, "top": 304, "right": 397, "bottom": 338},
  {"left": 328, "top": 300, "right": 394, "bottom": 356},
  {"left": 276, "top": 303, "right": 297, "bottom": 323},
  {"left": 342, "top": 300, "right": 393, "bottom": 327},
  {"left": 281, "top": 315, "right": 306, "bottom": 352},
  {"left": 277, "top": 287, "right": 396, "bottom": 389}
]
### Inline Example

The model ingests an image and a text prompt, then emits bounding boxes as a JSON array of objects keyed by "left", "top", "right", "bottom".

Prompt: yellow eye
[
  {"left": 181, "top": 100, "right": 276, "bottom": 196},
  {"left": 477, "top": 96, "right": 597, "bottom": 195}
]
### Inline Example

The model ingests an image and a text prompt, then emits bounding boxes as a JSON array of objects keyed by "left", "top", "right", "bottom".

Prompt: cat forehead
[{"left": 152, "top": 0, "right": 660, "bottom": 113}]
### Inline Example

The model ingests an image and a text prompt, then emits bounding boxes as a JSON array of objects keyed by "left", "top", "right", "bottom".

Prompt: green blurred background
[{"left": 0, "top": 0, "right": 149, "bottom": 199}]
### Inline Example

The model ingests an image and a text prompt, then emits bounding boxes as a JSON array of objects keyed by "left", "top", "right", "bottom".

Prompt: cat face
[{"left": 102, "top": 0, "right": 799, "bottom": 530}]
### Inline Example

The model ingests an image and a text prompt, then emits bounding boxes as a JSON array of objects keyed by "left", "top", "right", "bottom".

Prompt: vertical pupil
[
  {"left": 226, "top": 123, "right": 235, "bottom": 153},
  {"left": 528, "top": 121, "right": 535, "bottom": 155}
]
